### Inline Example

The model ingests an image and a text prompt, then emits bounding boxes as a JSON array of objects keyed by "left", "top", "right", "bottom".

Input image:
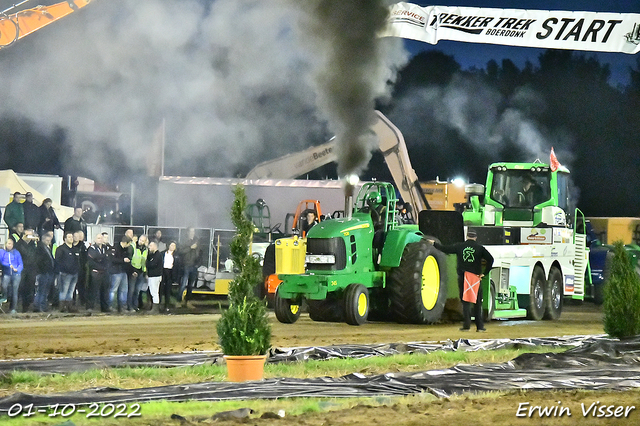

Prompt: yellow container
[
  {"left": 275, "top": 236, "right": 307, "bottom": 275},
  {"left": 587, "top": 217, "right": 640, "bottom": 245}
]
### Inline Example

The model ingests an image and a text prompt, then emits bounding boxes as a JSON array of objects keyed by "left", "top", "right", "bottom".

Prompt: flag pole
[{"left": 161, "top": 117, "right": 166, "bottom": 177}]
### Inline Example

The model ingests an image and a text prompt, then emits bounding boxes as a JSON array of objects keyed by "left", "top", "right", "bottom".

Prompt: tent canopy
[{"left": 0, "top": 170, "right": 73, "bottom": 223}]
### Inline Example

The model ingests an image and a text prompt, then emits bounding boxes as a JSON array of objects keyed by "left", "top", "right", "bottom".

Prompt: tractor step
[{"left": 493, "top": 308, "right": 527, "bottom": 318}]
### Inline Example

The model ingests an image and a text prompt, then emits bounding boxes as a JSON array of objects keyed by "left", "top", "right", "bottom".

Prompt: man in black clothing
[
  {"left": 56, "top": 233, "right": 81, "bottom": 313},
  {"left": 38, "top": 198, "right": 60, "bottom": 239},
  {"left": 301, "top": 211, "right": 318, "bottom": 236},
  {"left": 23, "top": 193, "right": 41, "bottom": 231},
  {"left": 73, "top": 230, "right": 89, "bottom": 309},
  {"left": 16, "top": 229, "right": 39, "bottom": 312},
  {"left": 178, "top": 227, "right": 202, "bottom": 308},
  {"left": 108, "top": 235, "right": 133, "bottom": 313},
  {"left": 434, "top": 230, "right": 494, "bottom": 332},
  {"left": 64, "top": 207, "right": 87, "bottom": 236},
  {"left": 34, "top": 231, "right": 56, "bottom": 312},
  {"left": 87, "top": 234, "right": 109, "bottom": 312}
]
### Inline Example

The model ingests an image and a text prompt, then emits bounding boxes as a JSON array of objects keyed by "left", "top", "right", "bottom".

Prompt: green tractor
[{"left": 274, "top": 181, "right": 448, "bottom": 325}]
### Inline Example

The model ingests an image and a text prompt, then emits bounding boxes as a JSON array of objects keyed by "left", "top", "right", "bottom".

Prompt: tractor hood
[{"left": 307, "top": 213, "right": 373, "bottom": 239}]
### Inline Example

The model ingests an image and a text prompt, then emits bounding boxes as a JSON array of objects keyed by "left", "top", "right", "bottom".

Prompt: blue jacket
[{"left": 0, "top": 248, "right": 23, "bottom": 275}]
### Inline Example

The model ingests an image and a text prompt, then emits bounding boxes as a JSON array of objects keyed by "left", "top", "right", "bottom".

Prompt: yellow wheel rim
[
  {"left": 357, "top": 292, "right": 367, "bottom": 317},
  {"left": 421, "top": 255, "right": 440, "bottom": 310},
  {"left": 290, "top": 304, "right": 299, "bottom": 315}
]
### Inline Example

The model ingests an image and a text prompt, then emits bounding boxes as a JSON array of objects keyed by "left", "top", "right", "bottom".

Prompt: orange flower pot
[{"left": 224, "top": 355, "right": 268, "bottom": 382}]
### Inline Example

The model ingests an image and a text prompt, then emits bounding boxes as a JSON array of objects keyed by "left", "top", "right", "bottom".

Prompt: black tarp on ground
[
  {"left": 0, "top": 335, "right": 602, "bottom": 375},
  {"left": 1, "top": 336, "right": 640, "bottom": 411}
]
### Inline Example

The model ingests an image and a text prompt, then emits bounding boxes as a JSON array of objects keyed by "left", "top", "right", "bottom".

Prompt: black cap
[
  {"left": 467, "top": 230, "right": 478, "bottom": 239},
  {"left": 25, "top": 192, "right": 32, "bottom": 197}
]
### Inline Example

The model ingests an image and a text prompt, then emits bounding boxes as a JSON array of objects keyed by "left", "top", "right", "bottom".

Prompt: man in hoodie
[
  {"left": 108, "top": 235, "right": 133, "bottom": 313},
  {"left": 55, "top": 232, "right": 80, "bottom": 313},
  {"left": 16, "top": 229, "right": 39, "bottom": 312},
  {"left": 1, "top": 238, "right": 23, "bottom": 314},
  {"left": 433, "top": 230, "right": 494, "bottom": 332},
  {"left": 34, "top": 231, "right": 56, "bottom": 312}
]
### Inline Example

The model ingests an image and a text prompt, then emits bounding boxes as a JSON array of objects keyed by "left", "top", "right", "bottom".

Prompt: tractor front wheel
[
  {"left": 274, "top": 287, "right": 301, "bottom": 324},
  {"left": 344, "top": 284, "right": 369, "bottom": 326}
]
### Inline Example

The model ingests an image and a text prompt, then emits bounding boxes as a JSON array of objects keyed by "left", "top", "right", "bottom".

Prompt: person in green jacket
[
  {"left": 128, "top": 234, "right": 149, "bottom": 311},
  {"left": 4, "top": 192, "right": 25, "bottom": 231}
]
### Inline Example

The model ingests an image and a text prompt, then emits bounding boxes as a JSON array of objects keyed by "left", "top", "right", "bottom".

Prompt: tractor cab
[
  {"left": 464, "top": 162, "right": 571, "bottom": 228},
  {"left": 354, "top": 182, "right": 398, "bottom": 233}
]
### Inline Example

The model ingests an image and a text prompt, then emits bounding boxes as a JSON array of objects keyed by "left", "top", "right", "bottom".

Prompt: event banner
[{"left": 382, "top": 2, "right": 640, "bottom": 54}]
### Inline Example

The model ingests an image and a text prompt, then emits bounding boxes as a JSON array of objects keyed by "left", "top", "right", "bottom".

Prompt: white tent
[{"left": 0, "top": 169, "right": 74, "bottom": 223}]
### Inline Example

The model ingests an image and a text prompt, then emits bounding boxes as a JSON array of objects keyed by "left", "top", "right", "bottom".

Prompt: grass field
[{"left": 1, "top": 304, "right": 628, "bottom": 425}]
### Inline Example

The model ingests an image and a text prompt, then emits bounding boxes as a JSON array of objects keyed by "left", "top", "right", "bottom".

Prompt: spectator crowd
[{"left": 0, "top": 192, "right": 203, "bottom": 315}]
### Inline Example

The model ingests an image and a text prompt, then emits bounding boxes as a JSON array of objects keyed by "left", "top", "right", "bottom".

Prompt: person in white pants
[{"left": 145, "top": 242, "right": 163, "bottom": 314}]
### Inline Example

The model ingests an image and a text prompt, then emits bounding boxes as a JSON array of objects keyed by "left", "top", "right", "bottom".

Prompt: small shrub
[
  {"left": 216, "top": 184, "right": 271, "bottom": 355},
  {"left": 603, "top": 241, "right": 640, "bottom": 339}
]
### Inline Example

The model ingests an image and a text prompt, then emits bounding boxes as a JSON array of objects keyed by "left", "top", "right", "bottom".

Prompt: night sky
[
  {"left": 408, "top": 1, "right": 640, "bottom": 86},
  {"left": 1, "top": 1, "right": 639, "bottom": 217}
]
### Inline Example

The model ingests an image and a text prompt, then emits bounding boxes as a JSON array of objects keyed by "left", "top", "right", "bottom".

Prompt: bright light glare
[
  {"left": 452, "top": 177, "right": 465, "bottom": 187},
  {"left": 346, "top": 174, "right": 359, "bottom": 186}
]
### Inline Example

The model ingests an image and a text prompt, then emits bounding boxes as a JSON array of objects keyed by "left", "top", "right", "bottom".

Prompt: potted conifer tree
[
  {"left": 603, "top": 241, "right": 640, "bottom": 339},
  {"left": 216, "top": 184, "right": 272, "bottom": 381}
]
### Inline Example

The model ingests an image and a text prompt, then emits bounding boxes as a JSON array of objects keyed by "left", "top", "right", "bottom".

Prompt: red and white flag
[
  {"left": 550, "top": 147, "right": 560, "bottom": 172},
  {"left": 463, "top": 271, "right": 481, "bottom": 303}
]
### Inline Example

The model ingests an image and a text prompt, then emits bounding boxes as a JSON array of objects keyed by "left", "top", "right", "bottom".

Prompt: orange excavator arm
[{"left": 0, "top": 0, "right": 92, "bottom": 49}]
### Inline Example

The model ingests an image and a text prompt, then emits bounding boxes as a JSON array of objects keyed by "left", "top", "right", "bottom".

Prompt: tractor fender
[{"left": 378, "top": 228, "right": 424, "bottom": 268}]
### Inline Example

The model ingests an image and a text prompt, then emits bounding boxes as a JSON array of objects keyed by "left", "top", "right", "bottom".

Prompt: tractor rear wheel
[
  {"left": 274, "top": 287, "right": 301, "bottom": 324},
  {"left": 544, "top": 267, "right": 563, "bottom": 320},
  {"left": 308, "top": 297, "right": 344, "bottom": 322},
  {"left": 527, "top": 265, "right": 546, "bottom": 320},
  {"left": 344, "top": 284, "right": 369, "bottom": 326},
  {"left": 389, "top": 240, "right": 447, "bottom": 324}
]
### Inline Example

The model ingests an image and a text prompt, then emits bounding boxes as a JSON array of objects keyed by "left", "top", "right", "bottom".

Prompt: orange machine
[
  {"left": 419, "top": 179, "right": 468, "bottom": 211},
  {"left": 290, "top": 199, "right": 323, "bottom": 237},
  {"left": 0, "top": 0, "right": 92, "bottom": 49}
]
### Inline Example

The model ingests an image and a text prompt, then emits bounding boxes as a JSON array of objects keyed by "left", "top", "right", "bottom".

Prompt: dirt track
[{"left": 0, "top": 304, "right": 604, "bottom": 360}]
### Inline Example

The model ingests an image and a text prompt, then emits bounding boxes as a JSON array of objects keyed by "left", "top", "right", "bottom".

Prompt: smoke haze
[
  {"left": 294, "top": 0, "right": 408, "bottom": 177},
  {"left": 388, "top": 73, "right": 575, "bottom": 168},
  {"left": 0, "top": 0, "right": 345, "bottom": 180}
]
